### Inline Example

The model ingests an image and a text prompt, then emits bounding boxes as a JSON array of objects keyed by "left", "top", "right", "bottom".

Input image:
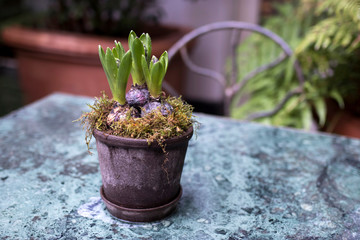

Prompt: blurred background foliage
[
  {"left": 0, "top": 0, "right": 163, "bottom": 36},
  {"left": 0, "top": 0, "right": 28, "bottom": 29},
  {"left": 41, "top": 0, "right": 163, "bottom": 36},
  {"left": 230, "top": 0, "right": 360, "bottom": 130},
  {"left": 0, "top": 0, "right": 164, "bottom": 117},
  {"left": 1, "top": 0, "right": 360, "bottom": 129}
]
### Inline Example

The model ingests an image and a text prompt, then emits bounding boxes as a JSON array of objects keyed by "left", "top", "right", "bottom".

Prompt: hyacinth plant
[{"left": 78, "top": 31, "right": 194, "bottom": 149}]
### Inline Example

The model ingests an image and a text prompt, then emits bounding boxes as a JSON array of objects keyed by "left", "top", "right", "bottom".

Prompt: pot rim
[
  {"left": 93, "top": 125, "right": 193, "bottom": 149},
  {"left": 1, "top": 25, "right": 191, "bottom": 58}
]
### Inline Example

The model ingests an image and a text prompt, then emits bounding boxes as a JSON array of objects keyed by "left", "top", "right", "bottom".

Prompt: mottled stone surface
[{"left": 1, "top": 93, "right": 360, "bottom": 239}]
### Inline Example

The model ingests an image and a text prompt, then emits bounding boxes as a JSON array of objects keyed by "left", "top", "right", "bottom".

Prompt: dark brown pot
[
  {"left": 93, "top": 126, "right": 193, "bottom": 222},
  {"left": 1, "top": 25, "right": 189, "bottom": 103}
]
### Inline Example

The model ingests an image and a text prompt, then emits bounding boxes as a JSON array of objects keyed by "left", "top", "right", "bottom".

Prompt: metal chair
[{"left": 163, "top": 21, "right": 305, "bottom": 120}]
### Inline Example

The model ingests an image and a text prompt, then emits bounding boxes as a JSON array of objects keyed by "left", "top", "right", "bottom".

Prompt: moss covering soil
[{"left": 77, "top": 93, "right": 196, "bottom": 152}]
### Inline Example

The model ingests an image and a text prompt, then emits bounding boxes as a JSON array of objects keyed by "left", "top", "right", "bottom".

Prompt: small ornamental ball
[
  {"left": 141, "top": 101, "right": 174, "bottom": 117},
  {"left": 126, "top": 87, "right": 150, "bottom": 107}
]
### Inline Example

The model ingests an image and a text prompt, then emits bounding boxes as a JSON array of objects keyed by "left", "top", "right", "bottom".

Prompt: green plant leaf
[
  {"left": 330, "top": 90, "right": 345, "bottom": 108},
  {"left": 115, "top": 50, "right": 132, "bottom": 104},
  {"left": 98, "top": 45, "right": 106, "bottom": 64},
  {"left": 301, "top": 105, "right": 313, "bottom": 131},
  {"left": 112, "top": 47, "right": 118, "bottom": 59},
  {"left": 159, "top": 51, "right": 168, "bottom": 73},
  {"left": 150, "top": 55, "right": 155, "bottom": 70},
  {"left": 130, "top": 38, "right": 145, "bottom": 85},
  {"left": 128, "top": 30, "right": 136, "bottom": 47},
  {"left": 105, "top": 47, "right": 117, "bottom": 82},
  {"left": 98, "top": 45, "right": 114, "bottom": 93},
  {"left": 141, "top": 55, "right": 151, "bottom": 83},
  {"left": 314, "top": 99, "right": 326, "bottom": 127},
  {"left": 115, "top": 41, "right": 125, "bottom": 60},
  {"left": 140, "top": 33, "right": 152, "bottom": 63},
  {"left": 149, "top": 61, "right": 164, "bottom": 98},
  {"left": 284, "top": 56, "right": 295, "bottom": 84}
]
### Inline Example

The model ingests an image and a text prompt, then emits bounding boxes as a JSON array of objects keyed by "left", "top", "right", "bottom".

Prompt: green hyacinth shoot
[
  {"left": 128, "top": 30, "right": 152, "bottom": 86},
  {"left": 99, "top": 31, "right": 169, "bottom": 103},
  {"left": 98, "top": 41, "right": 132, "bottom": 105},
  {"left": 142, "top": 52, "right": 168, "bottom": 98}
]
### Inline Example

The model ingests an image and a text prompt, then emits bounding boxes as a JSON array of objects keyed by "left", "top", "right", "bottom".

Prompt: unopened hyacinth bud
[
  {"left": 151, "top": 55, "right": 158, "bottom": 63},
  {"left": 107, "top": 102, "right": 123, "bottom": 125},
  {"left": 141, "top": 101, "right": 173, "bottom": 117},
  {"left": 115, "top": 58, "right": 121, "bottom": 68},
  {"left": 107, "top": 103, "right": 140, "bottom": 125},
  {"left": 126, "top": 86, "right": 150, "bottom": 107},
  {"left": 144, "top": 45, "right": 148, "bottom": 61}
]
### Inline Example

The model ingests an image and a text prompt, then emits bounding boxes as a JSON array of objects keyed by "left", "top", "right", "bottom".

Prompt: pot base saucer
[{"left": 100, "top": 185, "right": 182, "bottom": 222}]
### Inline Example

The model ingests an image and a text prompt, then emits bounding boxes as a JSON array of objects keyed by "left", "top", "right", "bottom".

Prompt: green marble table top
[{"left": 1, "top": 93, "right": 360, "bottom": 239}]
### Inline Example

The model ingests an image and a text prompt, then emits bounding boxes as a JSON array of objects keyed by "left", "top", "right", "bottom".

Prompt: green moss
[{"left": 76, "top": 92, "right": 196, "bottom": 152}]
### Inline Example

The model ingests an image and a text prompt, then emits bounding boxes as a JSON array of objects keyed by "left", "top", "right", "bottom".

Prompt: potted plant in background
[
  {"left": 295, "top": 0, "right": 360, "bottom": 138},
  {"left": 78, "top": 31, "right": 195, "bottom": 222},
  {"left": 1, "top": 0, "right": 190, "bottom": 103},
  {"left": 230, "top": 3, "right": 327, "bottom": 130},
  {"left": 230, "top": 0, "right": 360, "bottom": 138}
]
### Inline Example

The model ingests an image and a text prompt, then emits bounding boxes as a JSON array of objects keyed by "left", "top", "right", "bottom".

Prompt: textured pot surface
[{"left": 93, "top": 126, "right": 193, "bottom": 209}]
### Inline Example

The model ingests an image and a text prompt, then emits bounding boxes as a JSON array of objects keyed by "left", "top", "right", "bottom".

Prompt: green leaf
[
  {"left": 114, "top": 50, "right": 132, "bottom": 104},
  {"left": 128, "top": 30, "right": 136, "bottom": 47},
  {"left": 105, "top": 47, "right": 117, "bottom": 82},
  {"left": 115, "top": 41, "right": 125, "bottom": 60},
  {"left": 330, "top": 90, "right": 345, "bottom": 108},
  {"left": 150, "top": 55, "right": 155, "bottom": 70},
  {"left": 284, "top": 56, "right": 295, "bottom": 84},
  {"left": 98, "top": 45, "right": 105, "bottom": 65},
  {"left": 141, "top": 55, "right": 150, "bottom": 83},
  {"left": 159, "top": 51, "right": 168, "bottom": 73},
  {"left": 301, "top": 106, "right": 313, "bottom": 131},
  {"left": 140, "top": 33, "right": 152, "bottom": 64},
  {"left": 98, "top": 45, "right": 113, "bottom": 93},
  {"left": 130, "top": 38, "right": 145, "bottom": 85},
  {"left": 149, "top": 61, "right": 164, "bottom": 98},
  {"left": 112, "top": 47, "right": 118, "bottom": 59},
  {"left": 341, "top": 33, "right": 352, "bottom": 47},
  {"left": 100, "top": 47, "right": 118, "bottom": 97},
  {"left": 314, "top": 99, "right": 326, "bottom": 127}
]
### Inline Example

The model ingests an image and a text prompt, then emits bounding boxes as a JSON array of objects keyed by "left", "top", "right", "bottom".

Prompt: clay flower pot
[
  {"left": 1, "top": 25, "right": 189, "bottom": 103},
  {"left": 93, "top": 126, "right": 193, "bottom": 222}
]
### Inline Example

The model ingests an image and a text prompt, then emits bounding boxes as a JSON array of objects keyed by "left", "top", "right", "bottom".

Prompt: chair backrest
[{"left": 163, "top": 21, "right": 305, "bottom": 120}]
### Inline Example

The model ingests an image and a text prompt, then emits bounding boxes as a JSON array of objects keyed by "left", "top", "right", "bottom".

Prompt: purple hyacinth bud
[
  {"left": 151, "top": 55, "right": 158, "bottom": 63},
  {"left": 161, "top": 101, "right": 174, "bottom": 116},
  {"left": 115, "top": 58, "right": 120, "bottom": 68},
  {"left": 141, "top": 101, "right": 173, "bottom": 117},
  {"left": 126, "top": 86, "right": 150, "bottom": 107},
  {"left": 107, "top": 104, "right": 140, "bottom": 125},
  {"left": 144, "top": 45, "right": 148, "bottom": 61}
]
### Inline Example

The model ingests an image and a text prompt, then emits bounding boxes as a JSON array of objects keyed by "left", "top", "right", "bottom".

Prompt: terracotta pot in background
[
  {"left": 1, "top": 26, "right": 188, "bottom": 103},
  {"left": 326, "top": 110, "right": 360, "bottom": 139},
  {"left": 324, "top": 99, "right": 360, "bottom": 139}
]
